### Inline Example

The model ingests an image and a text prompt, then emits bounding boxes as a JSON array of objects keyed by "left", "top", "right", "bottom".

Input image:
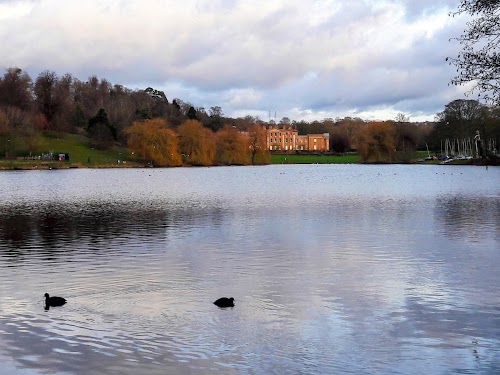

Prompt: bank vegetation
[{"left": 1, "top": 68, "right": 499, "bottom": 167}]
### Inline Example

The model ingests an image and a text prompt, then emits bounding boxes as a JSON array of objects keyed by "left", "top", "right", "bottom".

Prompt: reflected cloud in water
[{"left": 0, "top": 166, "right": 498, "bottom": 374}]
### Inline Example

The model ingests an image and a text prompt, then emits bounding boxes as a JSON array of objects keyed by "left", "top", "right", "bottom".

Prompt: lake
[{"left": 0, "top": 164, "right": 499, "bottom": 374}]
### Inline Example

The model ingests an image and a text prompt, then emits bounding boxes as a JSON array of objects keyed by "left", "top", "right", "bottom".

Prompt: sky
[{"left": 0, "top": 0, "right": 473, "bottom": 122}]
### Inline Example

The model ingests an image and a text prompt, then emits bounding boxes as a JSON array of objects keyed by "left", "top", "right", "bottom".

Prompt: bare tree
[
  {"left": 447, "top": 1, "right": 500, "bottom": 103},
  {"left": 0, "top": 67, "right": 33, "bottom": 110},
  {"left": 34, "top": 70, "right": 59, "bottom": 125},
  {"left": 395, "top": 113, "right": 410, "bottom": 123}
]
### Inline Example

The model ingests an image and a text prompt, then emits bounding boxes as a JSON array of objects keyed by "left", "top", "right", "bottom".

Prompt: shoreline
[{"left": 1, "top": 159, "right": 497, "bottom": 171}]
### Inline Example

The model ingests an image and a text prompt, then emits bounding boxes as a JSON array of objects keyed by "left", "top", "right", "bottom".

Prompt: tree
[
  {"left": 215, "top": 126, "right": 250, "bottom": 165},
  {"left": 145, "top": 87, "right": 168, "bottom": 103},
  {"left": 73, "top": 76, "right": 112, "bottom": 121},
  {"left": 166, "top": 99, "right": 185, "bottom": 127},
  {"left": 144, "top": 87, "right": 169, "bottom": 119},
  {"left": 208, "top": 106, "right": 224, "bottom": 132},
  {"left": 0, "top": 110, "right": 9, "bottom": 157},
  {"left": 448, "top": 1, "right": 500, "bottom": 103},
  {"left": 52, "top": 73, "right": 75, "bottom": 132},
  {"left": 335, "top": 117, "right": 364, "bottom": 150},
  {"left": 355, "top": 122, "right": 396, "bottom": 163},
  {"left": 429, "top": 99, "right": 499, "bottom": 156},
  {"left": 88, "top": 108, "right": 116, "bottom": 149},
  {"left": 395, "top": 113, "right": 410, "bottom": 123},
  {"left": 330, "top": 126, "right": 351, "bottom": 153},
  {"left": 107, "top": 85, "right": 136, "bottom": 140},
  {"left": 0, "top": 67, "right": 32, "bottom": 110},
  {"left": 195, "top": 107, "right": 210, "bottom": 127},
  {"left": 125, "top": 118, "right": 182, "bottom": 166},
  {"left": 209, "top": 106, "right": 223, "bottom": 118},
  {"left": 34, "top": 70, "right": 60, "bottom": 125},
  {"left": 248, "top": 124, "right": 271, "bottom": 164},
  {"left": 177, "top": 119, "right": 215, "bottom": 166},
  {"left": 187, "top": 106, "right": 197, "bottom": 120},
  {"left": 0, "top": 110, "right": 9, "bottom": 134},
  {"left": 280, "top": 117, "right": 291, "bottom": 125},
  {"left": 434, "top": 99, "right": 486, "bottom": 139}
]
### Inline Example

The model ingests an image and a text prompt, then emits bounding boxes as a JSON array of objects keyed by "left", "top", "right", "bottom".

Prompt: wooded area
[{"left": 0, "top": 67, "right": 499, "bottom": 165}]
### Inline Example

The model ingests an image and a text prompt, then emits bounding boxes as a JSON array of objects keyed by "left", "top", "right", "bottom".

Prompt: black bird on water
[
  {"left": 213, "top": 297, "right": 234, "bottom": 308},
  {"left": 44, "top": 293, "right": 66, "bottom": 310}
]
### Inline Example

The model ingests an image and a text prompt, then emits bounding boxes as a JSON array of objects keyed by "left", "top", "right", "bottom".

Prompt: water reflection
[
  {"left": 0, "top": 200, "right": 229, "bottom": 264},
  {"left": 435, "top": 196, "right": 500, "bottom": 241},
  {"left": 0, "top": 311, "right": 201, "bottom": 375},
  {"left": 0, "top": 166, "right": 498, "bottom": 374}
]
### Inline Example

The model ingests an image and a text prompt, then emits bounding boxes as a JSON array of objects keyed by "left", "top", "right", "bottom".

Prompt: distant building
[{"left": 264, "top": 125, "right": 329, "bottom": 152}]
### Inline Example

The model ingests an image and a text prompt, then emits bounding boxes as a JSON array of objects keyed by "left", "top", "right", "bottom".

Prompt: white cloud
[{"left": 0, "top": 0, "right": 470, "bottom": 121}]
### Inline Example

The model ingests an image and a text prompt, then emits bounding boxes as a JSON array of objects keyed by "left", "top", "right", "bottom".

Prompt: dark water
[{"left": 0, "top": 165, "right": 499, "bottom": 374}]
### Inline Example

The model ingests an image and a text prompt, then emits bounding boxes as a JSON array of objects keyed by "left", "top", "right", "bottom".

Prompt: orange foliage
[
  {"left": 125, "top": 118, "right": 182, "bottom": 166},
  {"left": 354, "top": 121, "right": 396, "bottom": 163},
  {"left": 215, "top": 126, "right": 250, "bottom": 165},
  {"left": 177, "top": 120, "right": 215, "bottom": 166}
]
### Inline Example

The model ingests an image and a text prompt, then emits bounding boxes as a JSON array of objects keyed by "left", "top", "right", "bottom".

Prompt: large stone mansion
[{"left": 264, "top": 125, "right": 330, "bottom": 152}]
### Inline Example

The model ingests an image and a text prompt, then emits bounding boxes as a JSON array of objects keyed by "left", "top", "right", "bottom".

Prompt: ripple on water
[{"left": 0, "top": 166, "right": 499, "bottom": 374}]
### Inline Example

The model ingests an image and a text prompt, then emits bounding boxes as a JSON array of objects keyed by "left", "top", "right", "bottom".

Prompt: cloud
[{"left": 0, "top": 0, "right": 469, "bottom": 121}]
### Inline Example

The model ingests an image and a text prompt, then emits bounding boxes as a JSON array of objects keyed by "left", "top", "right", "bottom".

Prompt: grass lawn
[
  {"left": 36, "top": 133, "right": 136, "bottom": 165},
  {"left": 272, "top": 153, "right": 360, "bottom": 164},
  {"left": 0, "top": 133, "right": 140, "bottom": 169}
]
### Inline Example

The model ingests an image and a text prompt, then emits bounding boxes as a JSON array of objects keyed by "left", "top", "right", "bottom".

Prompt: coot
[
  {"left": 44, "top": 293, "right": 66, "bottom": 308},
  {"left": 213, "top": 297, "right": 234, "bottom": 308}
]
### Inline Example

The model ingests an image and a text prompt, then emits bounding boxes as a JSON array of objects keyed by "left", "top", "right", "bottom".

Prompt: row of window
[
  {"left": 269, "top": 138, "right": 320, "bottom": 143},
  {"left": 269, "top": 145, "right": 319, "bottom": 151}
]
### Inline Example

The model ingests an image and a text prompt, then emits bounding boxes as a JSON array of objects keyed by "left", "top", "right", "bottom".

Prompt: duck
[
  {"left": 44, "top": 293, "right": 67, "bottom": 308},
  {"left": 213, "top": 297, "right": 234, "bottom": 308}
]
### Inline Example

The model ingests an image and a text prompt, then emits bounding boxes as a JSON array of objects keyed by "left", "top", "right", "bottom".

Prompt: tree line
[
  {"left": 1, "top": 67, "right": 499, "bottom": 164},
  {"left": 125, "top": 118, "right": 270, "bottom": 166}
]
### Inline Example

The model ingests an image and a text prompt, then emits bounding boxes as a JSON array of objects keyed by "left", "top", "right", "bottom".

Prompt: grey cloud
[{"left": 0, "top": 0, "right": 470, "bottom": 121}]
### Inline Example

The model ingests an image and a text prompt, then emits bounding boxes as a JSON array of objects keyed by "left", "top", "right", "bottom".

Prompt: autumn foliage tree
[
  {"left": 177, "top": 119, "right": 215, "bottom": 166},
  {"left": 215, "top": 126, "right": 250, "bottom": 165},
  {"left": 355, "top": 122, "right": 396, "bottom": 163},
  {"left": 248, "top": 124, "right": 271, "bottom": 164},
  {"left": 125, "top": 118, "right": 182, "bottom": 166}
]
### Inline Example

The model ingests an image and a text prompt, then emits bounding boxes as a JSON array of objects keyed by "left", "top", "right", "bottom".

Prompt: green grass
[
  {"left": 36, "top": 133, "right": 135, "bottom": 165},
  {"left": 272, "top": 153, "right": 360, "bottom": 164},
  {"left": 0, "top": 132, "right": 140, "bottom": 169}
]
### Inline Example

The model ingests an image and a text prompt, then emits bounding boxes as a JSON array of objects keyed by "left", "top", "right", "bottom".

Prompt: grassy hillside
[{"left": 0, "top": 133, "right": 139, "bottom": 169}]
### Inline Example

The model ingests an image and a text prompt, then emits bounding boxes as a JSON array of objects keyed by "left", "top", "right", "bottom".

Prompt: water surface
[{"left": 0, "top": 165, "right": 499, "bottom": 374}]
